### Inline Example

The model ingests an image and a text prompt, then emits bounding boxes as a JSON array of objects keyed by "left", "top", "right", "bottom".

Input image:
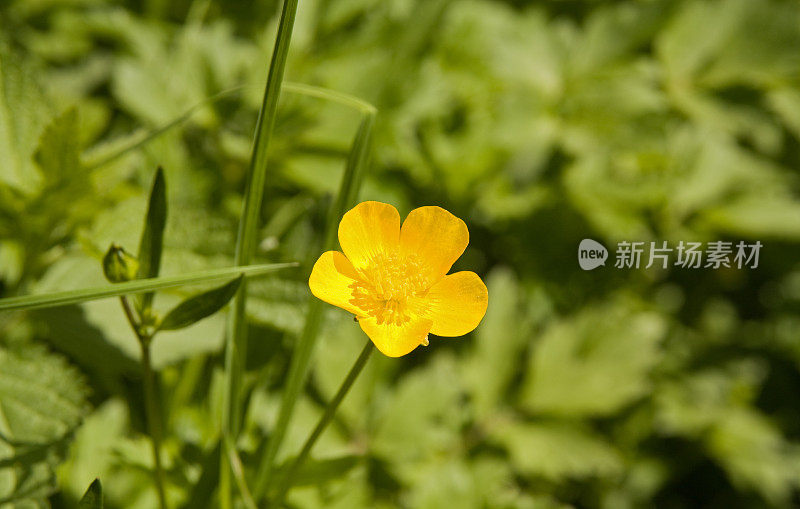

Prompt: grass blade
[
  {"left": 0, "top": 263, "right": 296, "bottom": 312},
  {"left": 253, "top": 109, "right": 376, "bottom": 500},
  {"left": 221, "top": 0, "right": 300, "bottom": 506},
  {"left": 82, "top": 87, "right": 245, "bottom": 171},
  {"left": 223, "top": 0, "right": 300, "bottom": 437},
  {"left": 282, "top": 82, "right": 377, "bottom": 115}
]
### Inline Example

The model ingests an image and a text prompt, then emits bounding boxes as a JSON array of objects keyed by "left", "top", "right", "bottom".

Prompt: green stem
[
  {"left": 141, "top": 338, "right": 168, "bottom": 509},
  {"left": 272, "top": 339, "right": 373, "bottom": 506},
  {"left": 223, "top": 436, "right": 258, "bottom": 509},
  {"left": 120, "top": 297, "right": 168, "bottom": 509},
  {"left": 253, "top": 112, "right": 374, "bottom": 501},
  {"left": 221, "top": 0, "right": 300, "bottom": 505}
]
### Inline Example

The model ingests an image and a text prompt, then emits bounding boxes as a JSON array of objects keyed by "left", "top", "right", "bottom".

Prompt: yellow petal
[
  {"left": 309, "top": 251, "right": 364, "bottom": 316},
  {"left": 359, "top": 315, "right": 433, "bottom": 357},
  {"left": 425, "top": 271, "right": 488, "bottom": 337},
  {"left": 338, "top": 201, "right": 400, "bottom": 269},
  {"left": 400, "top": 206, "right": 469, "bottom": 283}
]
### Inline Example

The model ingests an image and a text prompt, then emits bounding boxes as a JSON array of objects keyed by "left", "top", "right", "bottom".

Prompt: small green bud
[{"left": 103, "top": 244, "right": 139, "bottom": 283}]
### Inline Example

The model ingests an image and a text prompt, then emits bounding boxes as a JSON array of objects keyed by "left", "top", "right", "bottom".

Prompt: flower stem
[
  {"left": 140, "top": 337, "right": 168, "bottom": 509},
  {"left": 271, "top": 339, "right": 373, "bottom": 506},
  {"left": 120, "top": 296, "right": 168, "bottom": 509}
]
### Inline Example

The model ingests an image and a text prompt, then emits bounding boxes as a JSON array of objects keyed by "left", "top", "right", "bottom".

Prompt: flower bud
[{"left": 103, "top": 244, "right": 139, "bottom": 283}]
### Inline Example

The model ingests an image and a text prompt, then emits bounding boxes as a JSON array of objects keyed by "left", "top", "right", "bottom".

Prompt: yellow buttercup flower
[{"left": 309, "top": 201, "right": 488, "bottom": 357}]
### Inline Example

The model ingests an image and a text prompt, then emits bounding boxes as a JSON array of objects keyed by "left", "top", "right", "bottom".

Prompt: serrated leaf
[
  {"left": 137, "top": 166, "right": 166, "bottom": 311},
  {"left": 0, "top": 42, "right": 52, "bottom": 192},
  {"left": 35, "top": 108, "right": 82, "bottom": 183},
  {"left": 158, "top": 275, "right": 242, "bottom": 331},
  {"left": 655, "top": 365, "right": 800, "bottom": 504},
  {"left": 0, "top": 344, "right": 88, "bottom": 506},
  {"left": 371, "top": 355, "right": 466, "bottom": 467},
  {"left": 463, "top": 267, "right": 548, "bottom": 418},
  {"left": 492, "top": 420, "right": 623, "bottom": 481},
  {"left": 78, "top": 479, "right": 102, "bottom": 508},
  {"left": 521, "top": 300, "right": 665, "bottom": 417}
]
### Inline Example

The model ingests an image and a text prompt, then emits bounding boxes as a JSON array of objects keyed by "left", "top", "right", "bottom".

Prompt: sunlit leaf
[
  {"left": 521, "top": 300, "right": 665, "bottom": 417},
  {"left": 137, "top": 166, "right": 167, "bottom": 311},
  {"left": 158, "top": 275, "right": 242, "bottom": 331},
  {"left": 78, "top": 479, "right": 103, "bottom": 508},
  {"left": 0, "top": 344, "right": 88, "bottom": 506}
]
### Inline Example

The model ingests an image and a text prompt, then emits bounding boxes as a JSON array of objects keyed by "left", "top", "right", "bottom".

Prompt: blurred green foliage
[{"left": 1, "top": 0, "right": 800, "bottom": 507}]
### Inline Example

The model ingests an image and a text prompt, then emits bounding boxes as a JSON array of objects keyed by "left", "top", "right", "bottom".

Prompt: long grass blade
[
  {"left": 253, "top": 108, "right": 376, "bottom": 501},
  {"left": 223, "top": 0, "right": 300, "bottom": 438},
  {"left": 282, "top": 82, "right": 377, "bottom": 115},
  {"left": 0, "top": 263, "right": 296, "bottom": 312},
  {"left": 82, "top": 86, "right": 244, "bottom": 171},
  {"left": 221, "top": 0, "right": 301, "bottom": 506}
]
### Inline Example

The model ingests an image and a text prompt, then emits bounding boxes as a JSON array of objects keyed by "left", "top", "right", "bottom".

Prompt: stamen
[{"left": 348, "top": 252, "right": 430, "bottom": 326}]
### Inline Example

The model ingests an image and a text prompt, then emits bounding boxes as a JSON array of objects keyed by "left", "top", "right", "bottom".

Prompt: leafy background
[{"left": 1, "top": 0, "right": 800, "bottom": 507}]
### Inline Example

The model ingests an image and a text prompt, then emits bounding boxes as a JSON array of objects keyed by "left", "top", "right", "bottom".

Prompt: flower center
[{"left": 348, "top": 252, "right": 430, "bottom": 326}]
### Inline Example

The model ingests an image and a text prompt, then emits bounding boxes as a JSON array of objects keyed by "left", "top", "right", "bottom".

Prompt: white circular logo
[{"left": 578, "top": 239, "right": 608, "bottom": 270}]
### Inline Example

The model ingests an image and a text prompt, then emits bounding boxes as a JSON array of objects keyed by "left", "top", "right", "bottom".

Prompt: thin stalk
[
  {"left": 120, "top": 296, "right": 167, "bottom": 509},
  {"left": 253, "top": 112, "right": 374, "bottom": 501},
  {"left": 83, "top": 86, "right": 244, "bottom": 171},
  {"left": 224, "top": 436, "right": 258, "bottom": 509},
  {"left": 272, "top": 340, "right": 373, "bottom": 506},
  {"left": 222, "top": 0, "right": 300, "bottom": 505},
  {"left": 140, "top": 338, "right": 168, "bottom": 509}
]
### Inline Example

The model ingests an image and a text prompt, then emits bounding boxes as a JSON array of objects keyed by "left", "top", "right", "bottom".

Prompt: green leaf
[
  {"left": 491, "top": 420, "right": 623, "bottom": 482},
  {"left": 656, "top": 0, "right": 747, "bottom": 83},
  {"left": 0, "top": 262, "right": 296, "bottom": 311},
  {"left": 521, "top": 299, "right": 665, "bottom": 417},
  {"left": 371, "top": 355, "right": 466, "bottom": 468},
  {"left": 57, "top": 399, "right": 128, "bottom": 504},
  {"left": 655, "top": 364, "right": 800, "bottom": 504},
  {"left": 464, "top": 267, "right": 550, "bottom": 418},
  {"left": 247, "top": 278, "right": 308, "bottom": 334},
  {"left": 0, "top": 344, "right": 88, "bottom": 506},
  {"left": 0, "top": 42, "right": 52, "bottom": 192},
  {"left": 35, "top": 108, "right": 82, "bottom": 184},
  {"left": 272, "top": 455, "right": 361, "bottom": 489},
  {"left": 83, "top": 86, "right": 244, "bottom": 171},
  {"left": 179, "top": 441, "right": 221, "bottom": 509},
  {"left": 158, "top": 275, "right": 243, "bottom": 331},
  {"left": 78, "top": 479, "right": 103, "bottom": 508},
  {"left": 137, "top": 166, "right": 167, "bottom": 311}
]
